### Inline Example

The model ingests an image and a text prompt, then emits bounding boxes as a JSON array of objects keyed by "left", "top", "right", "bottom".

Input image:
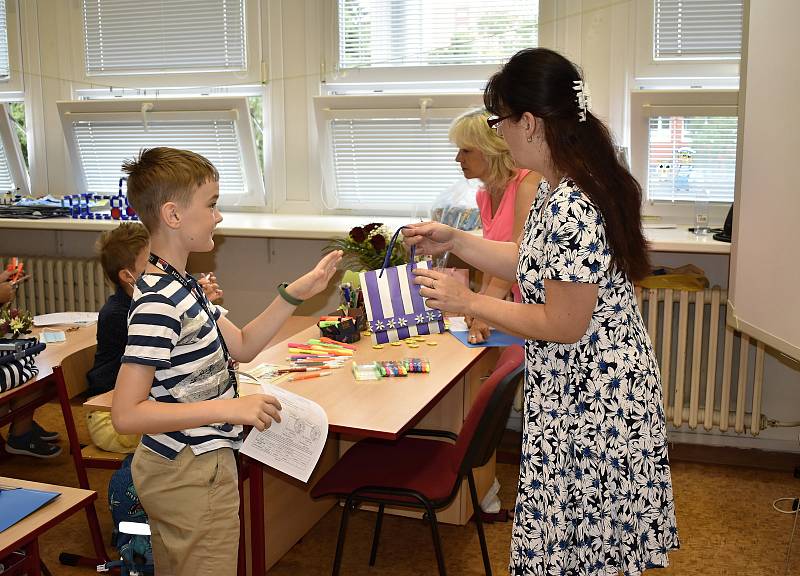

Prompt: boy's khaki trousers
[{"left": 132, "top": 444, "right": 239, "bottom": 576}]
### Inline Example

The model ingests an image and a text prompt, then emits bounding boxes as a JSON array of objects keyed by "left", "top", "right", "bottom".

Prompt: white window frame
[
  {"left": 57, "top": 97, "right": 265, "bottom": 207},
  {"left": 67, "top": 0, "right": 263, "bottom": 90},
  {"left": 633, "top": 0, "right": 741, "bottom": 90},
  {"left": 0, "top": 101, "right": 29, "bottom": 194},
  {"left": 630, "top": 89, "right": 738, "bottom": 223},
  {"left": 315, "top": 93, "right": 482, "bottom": 215},
  {"left": 0, "top": 0, "right": 25, "bottom": 97}
]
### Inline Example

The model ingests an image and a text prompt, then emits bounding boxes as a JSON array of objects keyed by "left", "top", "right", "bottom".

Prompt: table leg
[
  {"left": 24, "top": 538, "right": 42, "bottom": 576},
  {"left": 247, "top": 456, "right": 266, "bottom": 576}
]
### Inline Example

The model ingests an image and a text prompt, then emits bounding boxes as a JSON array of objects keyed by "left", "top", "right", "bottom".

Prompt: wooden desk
[
  {"left": 0, "top": 325, "right": 97, "bottom": 428},
  {"left": 0, "top": 324, "right": 108, "bottom": 566},
  {"left": 83, "top": 316, "right": 497, "bottom": 575},
  {"left": 0, "top": 477, "right": 96, "bottom": 576}
]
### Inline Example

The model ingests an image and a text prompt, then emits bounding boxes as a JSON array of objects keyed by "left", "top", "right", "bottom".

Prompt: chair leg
[
  {"left": 468, "top": 471, "right": 492, "bottom": 576},
  {"left": 422, "top": 501, "right": 447, "bottom": 576},
  {"left": 369, "top": 503, "right": 385, "bottom": 566},
  {"left": 332, "top": 496, "right": 355, "bottom": 576}
]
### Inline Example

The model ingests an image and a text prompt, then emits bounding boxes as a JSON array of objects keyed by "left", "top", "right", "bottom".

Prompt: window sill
[{"left": 0, "top": 214, "right": 731, "bottom": 254}]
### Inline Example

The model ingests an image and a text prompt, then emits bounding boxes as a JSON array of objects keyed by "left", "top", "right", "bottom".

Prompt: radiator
[
  {"left": 2, "top": 255, "right": 112, "bottom": 316},
  {"left": 636, "top": 286, "right": 766, "bottom": 436}
]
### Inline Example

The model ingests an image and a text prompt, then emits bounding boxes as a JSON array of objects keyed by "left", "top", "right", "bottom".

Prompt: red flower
[
  {"left": 369, "top": 234, "right": 386, "bottom": 252},
  {"left": 349, "top": 226, "right": 366, "bottom": 243},
  {"left": 8, "top": 308, "right": 18, "bottom": 319}
]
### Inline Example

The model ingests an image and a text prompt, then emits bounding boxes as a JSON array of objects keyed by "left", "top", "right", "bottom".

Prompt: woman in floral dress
[{"left": 404, "top": 48, "right": 679, "bottom": 575}]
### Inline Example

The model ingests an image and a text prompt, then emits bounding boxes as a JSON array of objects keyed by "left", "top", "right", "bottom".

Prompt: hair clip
[{"left": 573, "top": 80, "right": 591, "bottom": 123}]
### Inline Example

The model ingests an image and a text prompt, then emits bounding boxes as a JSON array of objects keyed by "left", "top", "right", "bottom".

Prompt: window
[
  {"left": 71, "top": 0, "right": 261, "bottom": 88},
  {"left": 653, "top": 0, "right": 742, "bottom": 60},
  {"left": 317, "top": 94, "right": 480, "bottom": 214},
  {"left": 319, "top": 1, "right": 537, "bottom": 213},
  {"left": 57, "top": 98, "right": 264, "bottom": 207},
  {"left": 645, "top": 115, "right": 737, "bottom": 202},
  {"left": 0, "top": 102, "right": 28, "bottom": 194},
  {"left": 635, "top": 0, "right": 743, "bottom": 89},
  {"left": 332, "top": 0, "right": 538, "bottom": 84},
  {"left": 630, "top": 90, "right": 738, "bottom": 210}
]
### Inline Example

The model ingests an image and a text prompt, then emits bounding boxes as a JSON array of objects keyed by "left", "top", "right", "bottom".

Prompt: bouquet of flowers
[
  {"left": 326, "top": 223, "right": 407, "bottom": 271},
  {"left": 0, "top": 304, "right": 33, "bottom": 338}
]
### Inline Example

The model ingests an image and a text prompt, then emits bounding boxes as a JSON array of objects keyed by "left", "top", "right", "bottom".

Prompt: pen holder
[{"left": 318, "top": 317, "right": 361, "bottom": 344}]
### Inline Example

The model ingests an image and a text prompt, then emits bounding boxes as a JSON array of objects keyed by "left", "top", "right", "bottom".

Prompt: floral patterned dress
[{"left": 510, "top": 178, "right": 679, "bottom": 575}]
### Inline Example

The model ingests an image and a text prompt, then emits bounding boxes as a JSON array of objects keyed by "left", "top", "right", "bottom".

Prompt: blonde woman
[{"left": 449, "top": 108, "right": 540, "bottom": 343}]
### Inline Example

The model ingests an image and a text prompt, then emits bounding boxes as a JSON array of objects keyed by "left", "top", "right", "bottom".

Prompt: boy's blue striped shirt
[{"left": 121, "top": 272, "right": 242, "bottom": 460}]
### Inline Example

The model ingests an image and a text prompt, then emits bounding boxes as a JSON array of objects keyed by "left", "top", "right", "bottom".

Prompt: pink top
[{"left": 475, "top": 169, "right": 532, "bottom": 302}]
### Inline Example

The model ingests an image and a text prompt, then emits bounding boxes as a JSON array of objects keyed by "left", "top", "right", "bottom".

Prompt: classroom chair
[
  {"left": 53, "top": 343, "right": 121, "bottom": 568},
  {"left": 311, "top": 346, "right": 525, "bottom": 576}
]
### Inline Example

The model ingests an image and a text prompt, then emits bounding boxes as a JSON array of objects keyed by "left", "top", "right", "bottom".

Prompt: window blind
[
  {"left": 0, "top": 0, "right": 9, "bottom": 80},
  {"left": 646, "top": 115, "right": 738, "bottom": 202},
  {"left": 331, "top": 117, "right": 463, "bottom": 211},
  {"left": 82, "top": 0, "right": 246, "bottom": 75},
  {"left": 338, "top": 0, "right": 538, "bottom": 69},
  {"left": 654, "top": 0, "right": 743, "bottom": 60},
  {"left": 69, "top": 118, "right": 246, "bottom": 197}
]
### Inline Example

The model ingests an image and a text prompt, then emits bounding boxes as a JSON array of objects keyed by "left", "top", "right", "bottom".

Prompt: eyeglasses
[{"left": 487, "top": 114, "right": 512, "bottom": 133}]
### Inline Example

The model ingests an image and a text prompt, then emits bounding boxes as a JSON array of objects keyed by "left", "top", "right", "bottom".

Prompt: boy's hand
[
  {"left": 228, "top": 394, "right": 282, "bottom": 431},
  {"left": 0, "top": 270, "right": 12, "bottom": 283},
  {"left": 286, "top": 250, "right": 343, "bottom": 301},
  {"left": 0, "top": 280, "right": 15, "bottom": 304},
  {"left": 199, "top": 272, "right": 223, "bottom": 302}
]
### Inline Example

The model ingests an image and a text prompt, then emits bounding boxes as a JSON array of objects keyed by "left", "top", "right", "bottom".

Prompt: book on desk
[{"left": 0, "top": 485, "right": 60, "bottom": 532}]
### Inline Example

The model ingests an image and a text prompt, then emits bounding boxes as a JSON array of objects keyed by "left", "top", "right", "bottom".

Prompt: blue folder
[
  {"left": 0, "top": 486, "right": 60, "bottom": 533},
  {"left": 449, "top": 330, "right": 525, "bottom": 348}
]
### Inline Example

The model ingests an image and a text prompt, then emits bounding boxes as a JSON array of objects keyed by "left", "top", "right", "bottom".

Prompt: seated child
[
  {"left": 1, "top": 269, "right": 62, "bottom": 459},
  {"left": 86, "top": 223, "right": 224, "bottom": 453}
]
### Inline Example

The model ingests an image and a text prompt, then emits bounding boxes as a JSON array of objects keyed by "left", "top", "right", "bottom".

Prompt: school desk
[
  {"left": 84, "top": 316, "right": 498, "bottom": 575},
  {"left": 0, "top": 476, "right": 96, "bottom": 576},
  {"left": 0, "top": 324, "right": 108, "bottom": 566}
]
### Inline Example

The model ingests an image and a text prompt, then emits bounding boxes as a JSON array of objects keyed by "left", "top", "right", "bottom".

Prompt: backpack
[{"left": 106, "top": 456, "right": 154, "bottom": 575}]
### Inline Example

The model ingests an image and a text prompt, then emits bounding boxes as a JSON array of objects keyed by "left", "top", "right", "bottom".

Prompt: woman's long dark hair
[{"left": 484, "top": 48, "right": 650, "bottom": 282}]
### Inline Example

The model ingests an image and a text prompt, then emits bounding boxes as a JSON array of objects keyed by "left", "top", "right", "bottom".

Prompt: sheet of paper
[
  {"left": 447, "top": 316, "right": 469, "bottom": 331},
  {"left": 239, "top": 382, "right": 328, "bottom": 483},
  {"left": 33, "top": 312, "right": 99, "bottom": 327}
]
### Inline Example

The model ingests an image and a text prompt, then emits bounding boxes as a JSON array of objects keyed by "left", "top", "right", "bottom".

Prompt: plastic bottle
[{"left": 694, "top": 189, "right": 710, "bottom": 235}]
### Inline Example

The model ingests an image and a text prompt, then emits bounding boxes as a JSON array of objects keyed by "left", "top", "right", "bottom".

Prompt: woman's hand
[
  {"left": 413, "top": 267, "right": 477, "bottom": 317},
  {"left": 467, "top": 317, "right": 491, "bottom": 344},
  {"left": 198, "top": 272, "right": 223, "bottom": 302},
  {"left": 226, "top": 394, "right": 282, "bottom": 431},
  {"left": 286, "top": 250, "right": 343, "bottom": 301},
  {"left": 402, "top": 222, "right": 457, "bottom": 256}
]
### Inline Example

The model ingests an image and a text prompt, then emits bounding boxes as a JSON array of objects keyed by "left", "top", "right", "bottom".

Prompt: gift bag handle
[{"left": 379, "top": 226, "right": 416, "bottom": 278}]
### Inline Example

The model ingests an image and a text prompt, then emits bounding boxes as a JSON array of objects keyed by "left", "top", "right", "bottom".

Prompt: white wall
[{"left": 9, "top": 0, "right": 800, "bottom": 453}]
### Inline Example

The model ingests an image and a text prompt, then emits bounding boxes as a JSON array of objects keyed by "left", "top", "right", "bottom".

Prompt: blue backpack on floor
[{"left": 103, "top": 456, "right": 154, "bottom": 576}]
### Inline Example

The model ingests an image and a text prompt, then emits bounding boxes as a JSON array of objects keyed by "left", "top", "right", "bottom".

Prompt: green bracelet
[{"left": 277, "top": 282, "right": 304, "bottom": 306}]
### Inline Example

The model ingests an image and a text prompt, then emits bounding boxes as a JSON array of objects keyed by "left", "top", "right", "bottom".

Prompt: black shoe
[
  {"left": 31, "top": 420, "right": 60, "bottom": 442},
  {"left": 5, "top": 434, "right": 62, "bottom": 459}
]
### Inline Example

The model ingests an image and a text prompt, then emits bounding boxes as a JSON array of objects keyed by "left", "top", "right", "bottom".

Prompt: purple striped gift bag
[{"left": 359, "top": 227, "right": 445, "bottom": 345}]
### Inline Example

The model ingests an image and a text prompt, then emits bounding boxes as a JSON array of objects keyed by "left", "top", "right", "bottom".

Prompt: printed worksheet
[{"left": 240, "top": 382, "right": 328, "bottom": 483}]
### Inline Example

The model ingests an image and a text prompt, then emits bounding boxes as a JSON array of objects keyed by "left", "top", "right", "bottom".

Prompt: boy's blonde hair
[
  {"left": 96, "top": 222, "right": 150, "bottom": 288},
  {"left": 448, "top": 108, "right": 516, "bottom": 192},
  {"left": 121, "top": 147, "right": 219, "bottom": 231}
]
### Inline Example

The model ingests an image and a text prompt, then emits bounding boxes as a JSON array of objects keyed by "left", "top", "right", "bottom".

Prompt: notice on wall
[{"left": 239, "top": 382, "right": 328, "bottom": 483}]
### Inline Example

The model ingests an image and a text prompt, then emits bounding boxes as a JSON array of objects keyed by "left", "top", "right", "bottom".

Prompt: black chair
[{"left": 311, "top": 346, "right": 525, "bottom": 575}]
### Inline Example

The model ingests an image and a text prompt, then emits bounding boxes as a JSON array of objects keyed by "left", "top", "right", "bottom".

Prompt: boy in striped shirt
[{"left": 112, "top": 147, "right": 341, "bottom": 576}]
